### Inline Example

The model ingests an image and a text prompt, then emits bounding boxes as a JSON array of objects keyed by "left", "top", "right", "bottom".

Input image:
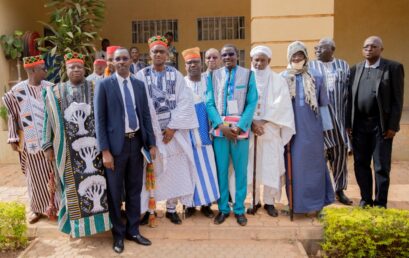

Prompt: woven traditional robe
[
  {"left": 42, "top": 80, "right": 111, "bottom": 237},
  {"left": 136, "top": 66, "right": 198, "bottom": 212},
  {"left": 184, "top": 75, "right": 219, "bottom": 207},
  {"left": 2, "top": 80, "right": 58, "bottom": 214}
]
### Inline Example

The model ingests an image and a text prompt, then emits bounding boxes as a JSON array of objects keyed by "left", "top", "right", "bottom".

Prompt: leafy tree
[
  {"left": 37, "top": 0, "right": 105, "bottom": 82},
  {"left": 0, "top": 30, "right": 24, "bottom": 81}
]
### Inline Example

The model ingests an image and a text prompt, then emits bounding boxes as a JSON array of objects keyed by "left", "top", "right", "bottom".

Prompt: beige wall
[
  {"left": 0, "top": 1, "right": 47, "bottom": 163},
  {"left": 102, "top": 0, "right": 251, "bottom": 72},
  {"left": 251, "top": 0, "right": 334, "bottom": 72},
  {"left": 0, "top": 0, "right": 47, "bottom": 95},
  {"left": 334, "top": 0, "right": 409, "bottom": 108}
]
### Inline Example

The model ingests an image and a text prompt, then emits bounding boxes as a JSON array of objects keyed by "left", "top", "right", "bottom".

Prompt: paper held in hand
[{"left": 212, "top": 116, "right": 249, "bottom": 139}]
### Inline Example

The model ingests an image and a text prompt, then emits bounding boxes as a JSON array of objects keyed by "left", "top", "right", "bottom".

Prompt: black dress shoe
[
  {"left": 166, "top": 212, "right": 182, "bottom": 224},
  {"left": 200, "top": 205, "right": 215, "bottom": 218},
  {"left": 247, "top": 202, "right": 261, "bottom": 214},
  {"left": 264, "top": 204, "right": 278, "bottom": 217},
  {"left": 140, "top": 211, "right": 150, "bottom": 225},
  {"left": 113, "top": 239, "right": 124, "bottom": 253},
  {"left": 336, "top": 190, "right": 353, "bottom": 205},
  {"left": 126, "top": 234, "right": 152, "bottom": 246},
  {"left": 359, "top": 200, "right": 373, "bottom": 208},
  {"left": 235, "top": 214, "right": 248, "bottom": 226},
  {"left": 185, "top": 207, "right": 196, "bottom": 218},
  {"left": 214, "top": 212, "right": 229, "bottom": 225}
]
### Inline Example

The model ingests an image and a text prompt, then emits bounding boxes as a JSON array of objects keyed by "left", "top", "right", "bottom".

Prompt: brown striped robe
[{"left": 2, "top": 80, "right": 58, "bottom": 214}]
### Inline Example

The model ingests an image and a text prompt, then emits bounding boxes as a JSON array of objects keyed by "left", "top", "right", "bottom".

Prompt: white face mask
[{"left": 291, "top": 60, "right": 306, "bottom": 70}]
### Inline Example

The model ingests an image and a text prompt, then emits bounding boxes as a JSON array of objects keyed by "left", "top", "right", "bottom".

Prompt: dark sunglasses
[
  {"left": 114, "top": 57, "right": 129, "bottom": 62},
  {"left": 152, "top": 50, "right": 166, "bottom": 55},
  {"left": 221, "top": 52, "right": 235, "bottom": 57}
]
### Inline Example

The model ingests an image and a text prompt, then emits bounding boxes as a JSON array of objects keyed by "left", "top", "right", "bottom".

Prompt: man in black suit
[
  {"left": 346, "top": 36, "right": 404, "bottom": 208},
  {"left": 94, "top": 48, "right": 156, "bottom": 253}
]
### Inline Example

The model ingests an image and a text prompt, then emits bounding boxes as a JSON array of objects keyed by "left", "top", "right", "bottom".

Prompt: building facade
[{"left": 0, "top": 0, "right": 408, "bottom": 162}]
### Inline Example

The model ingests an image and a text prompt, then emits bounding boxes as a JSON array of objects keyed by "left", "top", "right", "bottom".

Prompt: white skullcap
[{"left": 250, "top": 45, "right": 272, "bottom": 59}]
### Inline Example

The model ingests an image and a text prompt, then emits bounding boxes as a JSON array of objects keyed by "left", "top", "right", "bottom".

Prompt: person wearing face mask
[
  {"left": 244, "top": 46, "right": 295, "bottom": 217},
  {"left": 42, "top": 52, "right": 112, "bottom": 238},
  {"left": 281, "top": 41, "right": 335, "bottom": 216}
]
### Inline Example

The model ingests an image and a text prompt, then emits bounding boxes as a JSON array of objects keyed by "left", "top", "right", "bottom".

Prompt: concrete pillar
[{"left": 251, "top": 0, "right": 334, "bottom": 72}]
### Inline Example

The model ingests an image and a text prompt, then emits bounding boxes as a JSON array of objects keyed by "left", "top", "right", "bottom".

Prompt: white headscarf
[
  {"left": 250, "top": 46, "right": 272, "bottom": 92},
  {"left": 250, "top": 45, "right": 272, "bottom": 59}
]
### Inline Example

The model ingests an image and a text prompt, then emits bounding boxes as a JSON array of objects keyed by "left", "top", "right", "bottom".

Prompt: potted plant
[
  {"left": 37, "top": 0, "right": 105, "bottom": 82},
  {"left": 0, "top": 30, "right": 24, "bottom": 82}
]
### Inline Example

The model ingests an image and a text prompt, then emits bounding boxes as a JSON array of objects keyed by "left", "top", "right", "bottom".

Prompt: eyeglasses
[
  {"left": 221, "top": 52, "right": 235, "bottom": 57},
  {"left": 151, "top": 50, "right": 166, "bottom": 55},
  {"left": 114, "top": 57, "right": 130, "bottom": 62}
]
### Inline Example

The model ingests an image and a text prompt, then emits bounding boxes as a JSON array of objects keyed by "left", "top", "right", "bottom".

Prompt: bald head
[
  {"left": 319, "top": 37, "right": 336, "bottom": 50},
  {"left": 362, "top": 36, "right": 384, "bottom": 64},
  {"left": 364, "top": 36, "right": 383, "bottom": 48},
  {"left": 315, "top": 37, "right": 336, "bottom": 62},
  {"left": 205, "top": 48, "right": 221, "bottom": 71}
]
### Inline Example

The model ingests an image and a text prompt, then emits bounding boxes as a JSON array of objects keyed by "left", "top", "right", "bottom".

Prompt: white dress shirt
[
  {"left": 115, "top": 73, "right": 140, "bottom": 132},
  {"left": 365, "top": 58, "right": 381, "bottom": 68}
]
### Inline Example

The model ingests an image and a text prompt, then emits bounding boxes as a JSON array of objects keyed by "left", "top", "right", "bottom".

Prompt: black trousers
[
  {"left": 105, "top": 132, "right": 143, "bottom": 240},
  {"left": 352, "top": 117, "right": 393, "bottom": 207}
]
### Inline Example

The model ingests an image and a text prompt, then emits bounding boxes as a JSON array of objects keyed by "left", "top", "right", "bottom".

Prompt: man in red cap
[
  {"left": 43, "top": 52, "right": 111, "bottom": 238},
  {"left": 87, "top": 59, "right": 107, "bottom": 83},
  {"left": 136, "top": 36, "right": 198, "bottom": 225},
  {"left": 2, "top": 55, "right": 58, "bottom": 224},
  {"left": 105, "top": 45, "right": 120, "bottom": 77}
]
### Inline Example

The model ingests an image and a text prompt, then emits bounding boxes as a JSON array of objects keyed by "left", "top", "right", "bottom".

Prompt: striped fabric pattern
[
  {"left": 2, "top": 81, "right": 57, "bottom": 214},
  {"left": 42, "top": 82, "right": 111, "bottom": 238},
  {"left": 188, "top": 102, "right": 219, "bottom": 207},
  {"left": 309, "top": 59, "right": 350, "bottom": 191}
]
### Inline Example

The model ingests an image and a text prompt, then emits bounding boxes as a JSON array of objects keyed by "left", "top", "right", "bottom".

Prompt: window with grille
[
  {"left": 200, "top": 49, "right": 246, "bottom": 72},
  {"left": 139, "top": 53, "right": 151, "bottom": 65},
  {"left": 197, "top": 16, "right": 245, "bottom": 41},
  {"left": 132, "top": 19, "right": 178, "bottom": 44}
]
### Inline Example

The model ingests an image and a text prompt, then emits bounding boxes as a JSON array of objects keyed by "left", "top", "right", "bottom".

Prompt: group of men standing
[{"left": 2, "top": 34, "right": 404, "bottom": 254}]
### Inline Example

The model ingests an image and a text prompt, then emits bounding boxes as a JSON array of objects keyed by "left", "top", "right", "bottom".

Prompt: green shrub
[
  {"left": 320, "top": 207, "right": 409, "bottom": 258},
  {"left": 0, "top": 202, "right": 28, "bottom": 251}
]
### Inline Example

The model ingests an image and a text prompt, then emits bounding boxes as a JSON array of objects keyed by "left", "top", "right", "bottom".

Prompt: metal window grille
[
  {"left": 132, "top": 19, "right": 178, "bottom": 44},
  {"left": 197, "top": 16, "right": 245, "bottom": 41},
  {"left": 139, "top": 53, "right": 151, "bottom": 65}
]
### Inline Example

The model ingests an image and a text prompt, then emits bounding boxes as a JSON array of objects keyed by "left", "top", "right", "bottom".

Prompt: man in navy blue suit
[{"left": 94, "top": 48, "right": 156, "bottom": 253}]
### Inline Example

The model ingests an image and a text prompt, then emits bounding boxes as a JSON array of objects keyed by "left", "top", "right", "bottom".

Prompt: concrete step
[
  {"left": 28, "top": 207, "right": 323, "bottom": 242},
  {"left": 21, "top": 238, "right": 308, "bottom": 258}
]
